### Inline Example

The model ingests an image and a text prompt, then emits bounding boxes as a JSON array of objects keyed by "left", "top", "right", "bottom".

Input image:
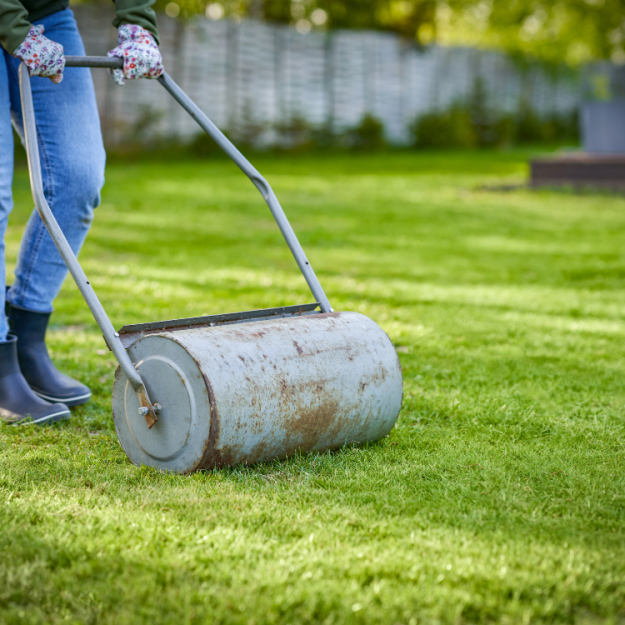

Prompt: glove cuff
[
  {"left": 117, "top": 24, "right": 157, "bottom": 46},
  {"left": 12, "top": 24, "right": 45, "bottom": 56}
]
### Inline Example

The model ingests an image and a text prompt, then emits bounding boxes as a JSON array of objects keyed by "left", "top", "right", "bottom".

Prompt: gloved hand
[
  {"left": 13, "top": 25, "right": 65, "bottom": 84},
  {"left": 107, "top": 24, "right": 163, "bottom": 86}
]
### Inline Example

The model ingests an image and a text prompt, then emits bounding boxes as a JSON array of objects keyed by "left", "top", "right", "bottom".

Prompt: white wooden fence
[{"left": 74, "top": 6, "right": 580, "bottom": 146}]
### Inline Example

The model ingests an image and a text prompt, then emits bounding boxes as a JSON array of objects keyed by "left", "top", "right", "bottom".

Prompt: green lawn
[{"left": 1, "top": 150, "right": 624, "bottom": 624}]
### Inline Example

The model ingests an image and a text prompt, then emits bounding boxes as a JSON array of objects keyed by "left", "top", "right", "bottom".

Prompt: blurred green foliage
[
  {"left": 412, "top": 106, "right": 578, "bottom": 148},
  {"left": 412, "top": 105, "right": 478, "bottom": 148},
  {"left": 124, "top": 100, "right": 575, "bottom": 156},
  {"left": 187, "top": 113, "right": 388, "bottom": 154},
  {"left": 344, "top": 114, "right": 387, "bottom": 151},
  {"left": 411, "top": 78, "right": 579, "bottom": 148},
  {"left": 139, "top": 0, "right": 625, "bottom": 65},
  {"left": 439, "top": 0, "right": 625, "bottom": 66}
]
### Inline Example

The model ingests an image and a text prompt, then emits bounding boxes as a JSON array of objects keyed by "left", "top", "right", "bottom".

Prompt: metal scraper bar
[{"left": 116, "top": 303, "right": 321, "bottom": 348}]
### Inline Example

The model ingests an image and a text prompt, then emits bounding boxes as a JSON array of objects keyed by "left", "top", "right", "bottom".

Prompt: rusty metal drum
[{"left": 112, "top": 312, "right": 403, "bottom": 473}]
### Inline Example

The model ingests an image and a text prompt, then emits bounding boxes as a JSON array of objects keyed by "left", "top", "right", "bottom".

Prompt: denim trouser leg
[
  {"left": 2, "top": 9, "right": 105, "bottom": 329},
  {"left": 0, "top": 55, "right": 13, "bottom": 341}
]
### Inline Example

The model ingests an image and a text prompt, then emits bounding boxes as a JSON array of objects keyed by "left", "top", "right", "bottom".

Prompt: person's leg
[
  {"left": 0, "top": 49, "right": 12, "bottom": 342},
  {"left": 7, "top": 8, "right": 106, "bottom": 311},
  {"left": 6, "top": 8, "right": 105, "bottom": 407},
  {"left": 0, "top": 49, "right": 69, "bottom": 425}
]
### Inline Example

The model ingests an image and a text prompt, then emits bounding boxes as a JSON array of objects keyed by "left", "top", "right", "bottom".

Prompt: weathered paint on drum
[{"left": 112, "top": 312, "right": 403, "bottom": 473}]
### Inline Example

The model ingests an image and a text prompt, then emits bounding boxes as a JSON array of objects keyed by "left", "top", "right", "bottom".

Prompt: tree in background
[
  {"left": 150, "top": 0, "right": 623, "bottom": 65},
  {"left": 154, "top": 0, "right": 439, "bottom": 45},
  {"left": 437, "top": 0, "right": 625, "bottom": 66}
]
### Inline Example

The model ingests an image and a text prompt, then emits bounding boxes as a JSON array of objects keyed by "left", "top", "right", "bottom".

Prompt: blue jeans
[{"left": 0, "top": 9, "right": 105, "bottom": 341}]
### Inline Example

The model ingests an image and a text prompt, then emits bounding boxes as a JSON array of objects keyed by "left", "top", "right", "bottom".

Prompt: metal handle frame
[{"left": 18, "top": 56, "right": 333, "bottom": 428}]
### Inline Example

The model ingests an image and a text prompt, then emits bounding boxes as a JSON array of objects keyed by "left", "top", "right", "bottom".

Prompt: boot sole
[
  {"left": 33, "top": 390, "right": 92, "bottom": 407},
  {"left": 9, "top": 407, "right": 71, "bottom": 426}
]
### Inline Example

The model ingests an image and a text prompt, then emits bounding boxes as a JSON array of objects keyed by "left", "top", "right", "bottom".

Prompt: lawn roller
[{"left": 18, "top": 57, "right": 403, "bottom": 473}]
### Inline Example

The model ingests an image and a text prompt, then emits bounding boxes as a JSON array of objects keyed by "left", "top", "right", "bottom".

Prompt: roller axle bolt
[{"left": 138, "top": 404, "right": 162, "bottom": 417}]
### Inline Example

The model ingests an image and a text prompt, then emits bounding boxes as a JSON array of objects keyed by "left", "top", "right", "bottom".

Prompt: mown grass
[{"left": 1, "top": 149, "right": 624, "bottom": 624}]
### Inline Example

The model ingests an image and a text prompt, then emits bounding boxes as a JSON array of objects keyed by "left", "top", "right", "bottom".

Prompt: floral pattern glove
[
  {"left": 13, "top": 25, "right": 65, "bottom": 84},
  {"left": 107, "top": 24, "right": 164, "bottom": 86}
]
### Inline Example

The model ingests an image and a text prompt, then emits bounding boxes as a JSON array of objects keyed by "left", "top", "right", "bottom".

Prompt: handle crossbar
[
  {"left": 65, "top": 56, "right": 123, "bottom": 69},
  {"left": 18, "top": 57, "right": 333, "bottom": 429}
]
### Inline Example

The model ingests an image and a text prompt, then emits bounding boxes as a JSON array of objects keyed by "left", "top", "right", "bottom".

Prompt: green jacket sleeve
[
  {"left": 112, "top": 0, "right": 160, "bottom": 45},
  {"left": 0, "top": 0, "right": 32, "bottom": 55}
]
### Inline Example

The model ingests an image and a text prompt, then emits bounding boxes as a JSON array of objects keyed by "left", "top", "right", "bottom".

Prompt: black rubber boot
[
  {"left": 0, "top": 335, "right": 70, "bottom": 425},
  {"left": 7, "top": 304, "right": 92, "bottom": 407}
]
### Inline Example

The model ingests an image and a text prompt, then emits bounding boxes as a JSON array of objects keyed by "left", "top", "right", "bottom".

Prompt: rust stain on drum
[
  {"left": 240, "top": 440, "right": 270, "bottom": 465},
  {"left": 277, "top": 362, "right": 367, "bottom": 453},
  {"left": 283, "top": 396, "right": 342, "bottom": 453}
]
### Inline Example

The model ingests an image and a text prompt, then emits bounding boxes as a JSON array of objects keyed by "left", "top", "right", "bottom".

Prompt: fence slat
[{"left": 73, "top": 7, "right": 580, "bottom": 147}]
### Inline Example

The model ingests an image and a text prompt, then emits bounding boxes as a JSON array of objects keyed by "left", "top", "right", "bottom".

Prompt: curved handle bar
[
  {"left": 63, "top": 56, "right": 332, "bottom": 313},
  {"left": 156, "top": 72, "right": 332, "bottom": 314},
  {"left": 18, "top": 61, "right": 158, "bottom": 427}
]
